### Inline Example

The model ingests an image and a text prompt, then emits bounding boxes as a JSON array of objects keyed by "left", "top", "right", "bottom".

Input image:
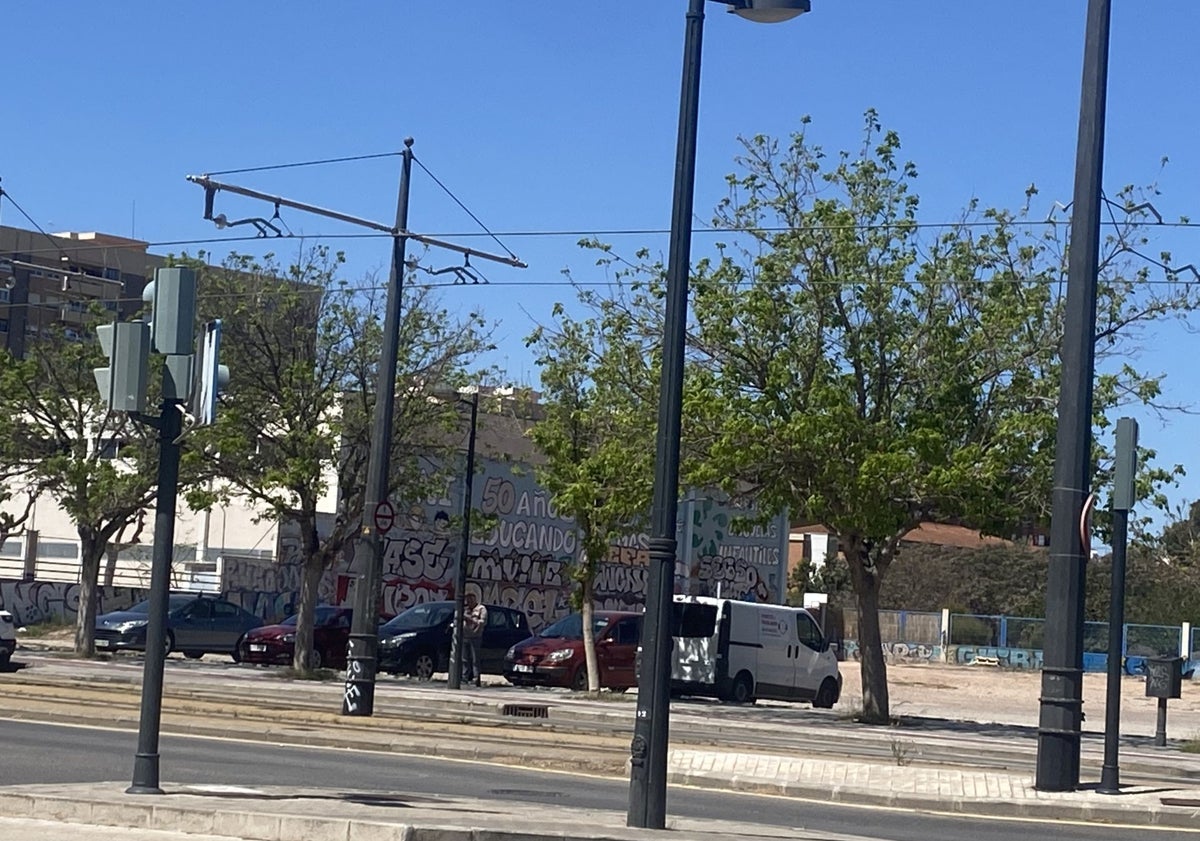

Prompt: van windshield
[{"left": 670, "top": 602, "right": 718, "bottom": 638}]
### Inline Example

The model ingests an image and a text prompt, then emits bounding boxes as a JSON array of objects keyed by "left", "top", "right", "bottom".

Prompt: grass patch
[
  {"left": 1181, "top": 733, "right": 1200, "bottom": 754},
  {"left": 17, "top": 620, "right": 75, "bottom": 638},
  {"left": 270, "top": 667, "right": 341, "bottom": 682}
]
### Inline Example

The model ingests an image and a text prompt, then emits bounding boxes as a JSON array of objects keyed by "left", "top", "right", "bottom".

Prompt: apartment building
[{"left": 0, "top": 225, "right": 165, "bottom": 358}]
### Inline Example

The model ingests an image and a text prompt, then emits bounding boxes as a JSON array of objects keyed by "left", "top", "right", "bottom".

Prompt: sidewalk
[
  {"left": 0, "top": 782, "right": 871, "bottom": 841},
  {"left": 8, "top": 647, "right": 1200, "bottom": 836}
]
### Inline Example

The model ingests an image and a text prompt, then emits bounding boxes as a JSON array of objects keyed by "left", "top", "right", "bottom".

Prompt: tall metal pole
[
  {"left": 343, "top": 138, "right": 414, "bottom": 717},
  {"left": 127, "top": 397, "right": 182, "bottom": 794},
  {"left": 1036, "top": 0, "right": 1111, "bottom": 791},
  {"left": 628, "top": 0, "right": 705, "bottom": 829},
  {"left": 448, "top": 391, "right": 479, "bottom": 690},
  {"left": 1098, "top": 417, "right": 1137, "bottom": 794}
]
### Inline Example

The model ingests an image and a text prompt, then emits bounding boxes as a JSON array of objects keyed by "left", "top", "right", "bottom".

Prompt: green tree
[
  {"left": 526, "top": 292, "right": 656, "bottom": 691},
  {"left": 188, "top": 248, "right": 494, "bottom": 672},
  {"left": 0, "top": 325, "right": 162, "bottom": 653},
  {"left": 676, "top": 113, "right": 1194, "bottom": 723}
]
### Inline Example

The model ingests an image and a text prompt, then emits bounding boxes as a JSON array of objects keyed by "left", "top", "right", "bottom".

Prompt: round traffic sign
[{"left": 373, "top": 501, "right": 395, "bottom": 534}]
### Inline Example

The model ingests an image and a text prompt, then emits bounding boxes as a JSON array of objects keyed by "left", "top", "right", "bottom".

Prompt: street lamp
[
  {"left": 1036, "top": 0, "right": 1111, "bottom": 792},
  {"left": 445, "top": 387, "right": 480, "bottom": 691},
  {"left": 626, "top": 0, "right": 809, "bottom": 830}
]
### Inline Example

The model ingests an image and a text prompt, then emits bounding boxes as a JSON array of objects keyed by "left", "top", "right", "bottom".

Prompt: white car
[{"left": 0, "top": 610, "right": 16, "bottom": 666}]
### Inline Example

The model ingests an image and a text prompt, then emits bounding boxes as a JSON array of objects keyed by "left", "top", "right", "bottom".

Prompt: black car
[
  {"left": 377, "top": 600, "right": 531, "bottom": 680},
  {"left": 95, "top": 592, "right": 263, "bottom": 659}
]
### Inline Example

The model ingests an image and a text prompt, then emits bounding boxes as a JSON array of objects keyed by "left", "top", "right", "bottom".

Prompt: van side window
[
  {"left": 670, "top": 603, "right": 717, "bottom": 638},
  {"left": 796, "top": 612, "right": 824, "bottom": 651}
]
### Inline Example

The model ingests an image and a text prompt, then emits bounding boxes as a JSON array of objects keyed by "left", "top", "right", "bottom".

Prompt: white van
[{"left": 668, "top": 595, "right": 841, "bottom": 706}]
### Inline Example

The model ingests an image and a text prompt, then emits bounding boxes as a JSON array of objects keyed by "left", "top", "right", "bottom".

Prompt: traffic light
[
  {"left": 193, "top": 319, "right": 230, "bottom": 426},
  {"left": 141, "top": 267, "right": 196, "bottom": 356},
  {"left": 94, "top": 321, "right": 151, "bottom": 413}
]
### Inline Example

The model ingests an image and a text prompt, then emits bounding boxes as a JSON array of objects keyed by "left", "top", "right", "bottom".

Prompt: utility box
[{"left": 1146, "top": 656, "right": 1184, "bottom": 699}]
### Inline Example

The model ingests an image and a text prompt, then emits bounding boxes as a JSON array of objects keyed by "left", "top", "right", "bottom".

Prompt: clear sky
[{"left": 5, "top": 2, "right": 1200, "bottom": 529}]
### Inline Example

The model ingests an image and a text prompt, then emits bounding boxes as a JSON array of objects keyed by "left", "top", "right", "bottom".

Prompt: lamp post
[
  {"left": 1035, "top": 0, "right": 1111, "bottom": 792},
  {"left": 626, "top": 0, "right": 809, "bottom": 830},
  {"left": 447, "top": 388, "right": 480, "bottom": 691}
]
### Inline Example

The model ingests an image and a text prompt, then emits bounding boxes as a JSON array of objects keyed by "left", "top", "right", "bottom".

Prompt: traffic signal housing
[{"left": 94, "top": 321, "right": 151, "bottom": 413}]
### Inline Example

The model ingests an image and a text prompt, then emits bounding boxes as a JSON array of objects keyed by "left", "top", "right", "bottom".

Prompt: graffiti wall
[
  {"left": 841, "top": 640, "right": 943, "bottom": 664},
  {"left": 0, "top": 579, "right": 145, "bottom": 625},
  {"left": 340, "top": 457, "right": 789, "bottom": 631},
  {"left": 679, "top": 493, "right": 789, "bottom": 603}
]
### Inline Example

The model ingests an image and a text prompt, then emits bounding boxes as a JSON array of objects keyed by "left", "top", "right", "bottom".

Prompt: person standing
[{"left": 463, "top": 591, "right": 488, "bottom": 687}]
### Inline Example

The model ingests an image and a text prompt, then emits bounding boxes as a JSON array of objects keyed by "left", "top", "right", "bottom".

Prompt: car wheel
[
  {"left": 610, "top": 686, "right": 629, "bottom": 694},
  {"left": 730, "top": 672, "right": 754, "bottom": 705},
  {"left": 813, "top": 677, "right": 839, "bottom": 709},
  {"left": 232, "top": 636, "right": 245, "bottom": 664},
  {"left": 571, "top": 667, "right": 589, "bottom": 692},
  {"left": 183, "top": 652, "right": 203, "bottom": 660},
  {"left": 163, "top": 632, "right": 175, "bottom": 657},
  {"left": 413, "top": 652, "right": 435, "bottom": 681},
  {"left": 308, "top": 648, "right": 324, "bottom": 670}
]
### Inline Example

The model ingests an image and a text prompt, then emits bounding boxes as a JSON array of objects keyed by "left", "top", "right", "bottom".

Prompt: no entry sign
[{"left": 373, "top": 501, "right": 395, "bottom": 534}]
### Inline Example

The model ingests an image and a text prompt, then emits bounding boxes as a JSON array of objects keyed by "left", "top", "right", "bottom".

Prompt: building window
[
  {"left": 0, "top": 319, "right": 8, "bottom": 333},
  {"left": 104, "top": 268, "right": 121, "bottom": 281},
  {"left": 0, "top": 289, "right": 9, "bottom": 303}
]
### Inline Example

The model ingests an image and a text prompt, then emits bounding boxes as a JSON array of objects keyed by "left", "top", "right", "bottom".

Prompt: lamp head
[
  {"left": 729, "top": 0, "right": 810, "bottom": 23},
  {"left": 212, "top": 213, "right": 229, "bottom": 230}
]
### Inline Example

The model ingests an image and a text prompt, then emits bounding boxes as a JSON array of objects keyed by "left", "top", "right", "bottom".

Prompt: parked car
[
  {"left": 0, "top": 609, "right": 16, "bottom": 666},
  {"left": 237, "top": 605, "right": 362, "bottom": 669},
  {"left": 95, "top": 593, "right": 263, "bottom": 658},
  {"left": 504, "top": 610, "right": 642, "bottom": 691},
  {"left": 377, "top": 600, "right": 531, "bottom": 680}
]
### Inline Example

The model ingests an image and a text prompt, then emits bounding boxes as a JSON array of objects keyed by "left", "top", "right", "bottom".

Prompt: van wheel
[
  {"left": 571, "top": 667, "right": 589, "bottom": 692},
  {"left": 730, "top": 672, "right": 754, "bottom": 705},
  {"left": 813, "top": 677, "right": 839, "bottom": 709}
]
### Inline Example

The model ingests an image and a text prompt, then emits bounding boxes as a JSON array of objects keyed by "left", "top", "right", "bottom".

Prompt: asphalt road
[{"left": 3, "top": 719, "right": 1195, "bottom": 841}]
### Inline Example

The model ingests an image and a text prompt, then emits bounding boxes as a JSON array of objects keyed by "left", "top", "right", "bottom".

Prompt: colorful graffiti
[
  {"left": 841, "top": 640, "right": 943, "bottom": 664},
  {"left": 0, "top": 580, "right": 144, "bottom": 625}
]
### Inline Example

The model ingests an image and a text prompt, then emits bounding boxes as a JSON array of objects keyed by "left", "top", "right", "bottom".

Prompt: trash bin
[{"left": 1146, "top": 656, "right": 1184, "bottom": 700}]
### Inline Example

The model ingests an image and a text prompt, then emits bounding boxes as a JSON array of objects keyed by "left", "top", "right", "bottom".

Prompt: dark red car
[
  {"left": 238, "top": 605, "right": 354, "bottom": 669},
  {"left": 503, "top": 610, "right": 642, "bottom": 691}
]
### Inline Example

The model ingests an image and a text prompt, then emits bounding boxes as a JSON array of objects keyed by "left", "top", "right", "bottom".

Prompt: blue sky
[{"left": 6, "top": 2, "right": 1200, "bottom": 528}]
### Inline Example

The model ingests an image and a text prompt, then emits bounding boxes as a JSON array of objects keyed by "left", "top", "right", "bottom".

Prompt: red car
[
  {"left": 503, "top": 610, "right": 642, "bottom": 691},
  {"left": 238, "top": 606, "right": 354, "bottom": 669}
]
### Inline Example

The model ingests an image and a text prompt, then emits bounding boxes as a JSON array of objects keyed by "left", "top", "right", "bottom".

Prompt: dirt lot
[{"left": 836, "top": 660, "right": 1200, "bottom": 738}]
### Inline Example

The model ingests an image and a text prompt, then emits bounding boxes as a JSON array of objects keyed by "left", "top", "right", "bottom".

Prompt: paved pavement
[{"left": 7, "top": 641, "right": 1200, "bottom": 838}]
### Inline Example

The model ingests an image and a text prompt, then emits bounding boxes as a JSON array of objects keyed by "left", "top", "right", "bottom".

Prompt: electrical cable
[
  {"left": 203, "top": 151, "right": 403, "bottom": 177},
  {"left": 412, "top": 154, "right": 522, "bottom": 262}
]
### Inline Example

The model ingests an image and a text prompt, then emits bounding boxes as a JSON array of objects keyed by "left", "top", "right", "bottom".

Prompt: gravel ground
[{"left": 837, "top": 659, "right": 1200, "bottom": 737}]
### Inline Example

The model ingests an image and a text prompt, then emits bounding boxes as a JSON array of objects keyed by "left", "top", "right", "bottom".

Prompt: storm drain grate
[{"left": 501, "top": 703, "right": 549, "bottom": 718}]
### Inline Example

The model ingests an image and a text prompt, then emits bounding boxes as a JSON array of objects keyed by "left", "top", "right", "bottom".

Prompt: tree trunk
[
  {"left": 846, "top": 536, "right": 890, "bottom": 724},
  {"left": 75, "top": 530, "right": 104, "bottom": 657},
  {"left": 292, "top": 514, "right": 323, "bottom": 672},
  {"left": 103, "top": 545, "right": 119, "bottom": 587},
  {"left": 581, "top": 576, "right": 598, "bottom": 692}
]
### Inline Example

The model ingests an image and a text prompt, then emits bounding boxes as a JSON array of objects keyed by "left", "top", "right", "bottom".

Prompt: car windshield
[
  {"left": 279, "top": 606, "right": 345, "bottom": 627},
  {"left": 537, "top": 613, "right": 610, "bottom": 640},
  {"left": 380, "top": 604, "right": 453, "bottom": 633},
  {"left": 127, "top": 595, "right": 197, "bottom": 614}
]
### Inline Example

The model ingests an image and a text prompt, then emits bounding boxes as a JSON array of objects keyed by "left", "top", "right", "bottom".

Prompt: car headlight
[
  {"left": 380, "top": 632, "right": 417, "bottom": 649},
  {"left": 281, "top": 633, "right": 295, "bottom": 643},
  {"left": 545, "top": 648, "right": 574, "bottom": 664},
  {"left": 113, "top": 620, "right": 148, "bottom": 634},
  {"left": 505, "top": 645, "right": 517, "bottom": 660}
]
